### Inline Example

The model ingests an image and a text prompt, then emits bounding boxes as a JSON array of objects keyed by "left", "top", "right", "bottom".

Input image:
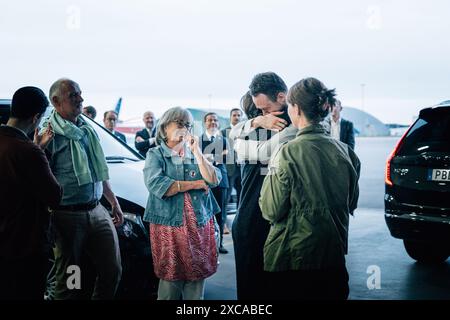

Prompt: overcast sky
[{"left": 1, "top": 0, "right": 449, "bottom": 124}]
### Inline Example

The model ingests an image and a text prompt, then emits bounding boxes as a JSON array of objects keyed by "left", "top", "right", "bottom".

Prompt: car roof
[
  {"left": 435, "top": 100, "right": 450, "bottom": 107},
  {"left": 419, "top": 101, "right": 450, "bottom": 118},
  {"left": 0, "top": 99, "right": 11, "bottom": 106}
]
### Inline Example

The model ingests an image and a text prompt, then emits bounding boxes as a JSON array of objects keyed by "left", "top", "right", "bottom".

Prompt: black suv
[
  {"left": 385, "top": 101, "right": 450, "bottom": 263},
  {"left": 0, "top": 100, "right": 158, "bottom": 299}
]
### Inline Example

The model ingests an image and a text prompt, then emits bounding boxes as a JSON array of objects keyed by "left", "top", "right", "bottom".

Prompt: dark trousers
[
  {"left": 226, "top": 168, "right": 242, "bottom": 206},
  {"left": 212, "top": 187, "right": 227, "bottom": 247},
  {"left": 0, "top": 254, "right": 47, "bottom": 300},
  {"left": 267, "top": 266, "right": 349, "bottom": 300}
]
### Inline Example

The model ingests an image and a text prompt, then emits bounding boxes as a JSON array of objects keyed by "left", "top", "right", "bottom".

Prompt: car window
[
  {"left": 0, "top": 101, "right": 11, "bottom": 125},
  {"left": 83, "top": 116, "right": 142, "bottom": 161},
  {"left": 398, "top": 109, "right": 450, "bottom": 155}
]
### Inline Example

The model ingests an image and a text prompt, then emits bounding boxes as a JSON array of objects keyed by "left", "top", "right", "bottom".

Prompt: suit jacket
[
  {"left": 113, "top": 130, "right": 127, "bottom": 143},
  {"left": 221, "top": 127, "right": 240, "bottom": 177},
  {"left": 200, "top": 133, "right": 229, "bottom": 189},
  {"left": 340, "top": 119, "right": 355, "bottom": 150},
  {"left": 325, "top": 117, "right": 355, "bottom": 150},
  {"left": 135, "top": 127, "right": 156, "bottom": 157}
]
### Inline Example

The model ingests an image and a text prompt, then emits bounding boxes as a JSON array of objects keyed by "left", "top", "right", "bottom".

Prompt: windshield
[{"left": 41, "top": 107, "right": 142, "bottom": 161}]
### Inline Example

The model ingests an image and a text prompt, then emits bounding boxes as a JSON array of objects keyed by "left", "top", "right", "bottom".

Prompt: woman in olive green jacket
[{"left": 259, "top": 78, "right": 360, "bottom": 300}]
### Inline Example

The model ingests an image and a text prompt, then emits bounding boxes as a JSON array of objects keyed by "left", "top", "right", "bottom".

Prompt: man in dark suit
[
  {"left": 135, "top": 111, "right": 156, "bottom": 157},
  {"left": 0, "top": 86, "right": 62, "bottom": 299},
  {"left": 103, "top": 110, "right": 126, "bottom": 143},
  {"left": 201, "top": 112, "right": 229, "bottom": 254},
  {"left": 330, "top": 100, "right": 355, "bottom": 150},
  {"left": 221, "top": 108, "right": 243, "bottom": 212}
]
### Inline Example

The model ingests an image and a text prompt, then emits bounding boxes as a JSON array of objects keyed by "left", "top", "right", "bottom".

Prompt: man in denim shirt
[{"left": 45, "top": 78, "right": 124, "bottom": 300}]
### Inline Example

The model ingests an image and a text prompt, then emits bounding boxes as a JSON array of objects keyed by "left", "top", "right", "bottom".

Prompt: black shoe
[{"left": 219, "top": 246, "right": 229, "bottom": 254}]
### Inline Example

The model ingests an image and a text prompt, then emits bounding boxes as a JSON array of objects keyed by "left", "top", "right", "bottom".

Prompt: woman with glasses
[{"left": 143, "top": 107, "right": 221, "bottom": 300}]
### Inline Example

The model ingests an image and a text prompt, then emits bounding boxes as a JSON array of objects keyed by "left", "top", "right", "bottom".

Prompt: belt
[{"left": 54, "top": 200, "right": 99, "bottom": 212}]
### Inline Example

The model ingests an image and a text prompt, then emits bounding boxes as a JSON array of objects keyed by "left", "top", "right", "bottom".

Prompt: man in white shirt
[
  {"left": 221, "top": 109, "right": 243, "bottom": 211},
  {"left": 201, "top": 112, "right": 229, "bottom": 253},
  {"left": 330, "top": 100, "right": 355, "bottom": 150}
]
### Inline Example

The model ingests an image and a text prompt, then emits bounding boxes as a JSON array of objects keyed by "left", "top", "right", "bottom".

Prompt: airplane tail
[{"left": 114, "top": 97, "right": 122, "bottom": 117}]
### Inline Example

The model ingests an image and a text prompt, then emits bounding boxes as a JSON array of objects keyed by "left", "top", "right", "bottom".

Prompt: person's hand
[
  {"left": 34, "top": 123, "right": 55, "bottom": 149},
  {"left": 135, "top": 136, "right": 145, "bottom": 143},
  {"left": 252, "top": 111, "right": 288, "bottom": 131},
  {"left": 194, "top": 180, "right": 209, "bottom": 194},
  {"left": 186, "top": 134, "right": 201, "bottom": 155},
  {"left": 111, "top": 205, "right": 124, "bottom": 226}
]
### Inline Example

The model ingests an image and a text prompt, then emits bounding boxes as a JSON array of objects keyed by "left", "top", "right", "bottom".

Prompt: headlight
[{"left": 123, "top": 212, "right": 139, "bottom": 224}]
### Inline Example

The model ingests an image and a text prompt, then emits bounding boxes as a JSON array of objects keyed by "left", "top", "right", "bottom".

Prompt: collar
[
  {"left": 331, "top": 117, "right": 341, "bottom": 125},
  {"left": 295, "top": 124, "right": 327, "bottom": 138},
  {"left": 0, "top": 124, "right": 30, "bottom": 141},
  {"left": 205, "top": 130, "right": 219, "bottom": 140},
  {"left": 160, "top": 141, "right": 194, "bottom": 159}
]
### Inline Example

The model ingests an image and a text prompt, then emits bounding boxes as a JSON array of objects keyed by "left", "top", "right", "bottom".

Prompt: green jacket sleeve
[
  {"left": 348, "top": 146, "right": 361, "bottom": 214},
  {"left": 259, "top": 164, "right": 291, "bottom": 224}
]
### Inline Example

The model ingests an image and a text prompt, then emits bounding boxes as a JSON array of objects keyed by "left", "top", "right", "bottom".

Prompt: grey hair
[
  {"left": 49, "top": 78, "right": 73, "bottom": 106},
  {"left": 156, "top": 107, "right": 193, "bottom": 145}
]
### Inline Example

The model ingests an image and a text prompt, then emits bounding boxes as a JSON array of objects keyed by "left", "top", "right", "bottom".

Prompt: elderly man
[
  {"left": 0, "top": 86, "right": 62, "bottom": 299},
  {"left": 44, "top": 78, "right": 124, "bottom": 300},
  {"left": 135, "top": 111, "right": 156, "bottom": 157},
  {"left": 103, "top": 110, "right": 126, "bottom": 143}
]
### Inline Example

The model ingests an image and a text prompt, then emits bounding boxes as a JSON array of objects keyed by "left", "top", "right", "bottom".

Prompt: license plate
[{"left": 428, "top": 169, "right": 450, "bottom": 181}]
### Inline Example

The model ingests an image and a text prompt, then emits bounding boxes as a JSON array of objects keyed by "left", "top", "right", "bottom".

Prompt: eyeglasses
[{"left": 174, "top": 120, "right": 193, "bottom": 131}]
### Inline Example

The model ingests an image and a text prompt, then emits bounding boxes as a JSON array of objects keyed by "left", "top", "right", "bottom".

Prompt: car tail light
[{"left": 385, "top": 127, "right": 411, "bottom": 186}]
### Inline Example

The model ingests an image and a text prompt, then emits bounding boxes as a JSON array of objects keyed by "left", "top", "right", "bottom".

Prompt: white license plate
[{"left": 428, "top": 169, "right": 450, "bottom": 181}]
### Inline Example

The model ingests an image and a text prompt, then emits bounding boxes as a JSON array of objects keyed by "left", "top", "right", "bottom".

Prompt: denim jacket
[{"left": 143, "top": 142, "right": 222, "bottom": 227}]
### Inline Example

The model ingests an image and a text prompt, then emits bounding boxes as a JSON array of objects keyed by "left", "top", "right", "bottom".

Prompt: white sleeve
[
  {"left": 234, "top": 125, "right": 298, "bottom": 162},
  {"left": 229, "top": 120, "right": 256, "bottom": 141}
]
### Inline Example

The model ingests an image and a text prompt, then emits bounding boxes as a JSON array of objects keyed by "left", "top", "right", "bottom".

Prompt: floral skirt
[{"left": 149, "top": 193, "right": 218, "bottom": 281}]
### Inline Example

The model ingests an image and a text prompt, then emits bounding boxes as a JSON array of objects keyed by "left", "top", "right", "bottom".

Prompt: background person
[
  {"left": 221, "top": 108, "right": 243, "bottom": 224},
  {"left": 201, "top": 112, "right": 229, "bottom": 254},
  {"left": 82, "top": 105, "right": 97, "bottom": 120},
  {"left": 327, "top": 99, "right": 355, "bottom": 150},
  {"left": 135, "top": 111, "right": 157, "bottom": 157},
  {"left": 103, "top": 110, "right": 126, "bottom": 143}
]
